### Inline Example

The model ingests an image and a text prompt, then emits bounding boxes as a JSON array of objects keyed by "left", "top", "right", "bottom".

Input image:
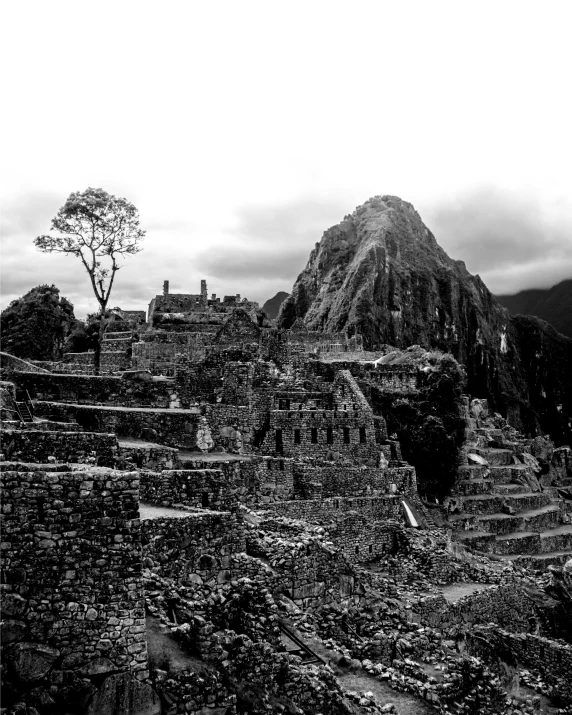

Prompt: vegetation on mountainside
[
  {"left": 368, "top": 354, "right": 467, "bottom": 500},
  {"left": 35, "top": 187, "right": 145, "bottom": 371},
  {"left": 0, "top": 285, "right": 77, "bottom": 361}
]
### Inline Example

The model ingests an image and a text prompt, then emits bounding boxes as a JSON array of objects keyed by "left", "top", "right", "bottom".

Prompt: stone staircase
[{"left": 449, "top": 399, "right": 572, "bottom": 569}]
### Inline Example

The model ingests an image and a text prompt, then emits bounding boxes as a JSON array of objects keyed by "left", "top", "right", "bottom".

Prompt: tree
[
  {"left": 64, "top": 311, "right": 104, "bottom": 354},
  {"left": 0, "top": 285, "right": 77, "bottom": 361},
  {"left": 35, "top": 188, "right": 145, "bottom": 370}
]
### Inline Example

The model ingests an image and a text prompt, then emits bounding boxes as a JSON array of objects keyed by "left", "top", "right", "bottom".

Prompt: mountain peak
[{"left": 278, "top": 196, "right": 572, "bottom": 446}]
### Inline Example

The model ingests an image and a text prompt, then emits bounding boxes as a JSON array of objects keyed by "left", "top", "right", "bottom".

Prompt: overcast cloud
[
  {"left": 1, "top": 1, "right": 571, "bottom": 317},
  {"left": 425, "top": 188, "right": 572, "bottom": 295}
]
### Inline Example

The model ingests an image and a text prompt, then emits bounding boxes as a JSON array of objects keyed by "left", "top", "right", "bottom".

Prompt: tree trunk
[{"left": 94, "top": 306, "right": 107, "bottom": 375}]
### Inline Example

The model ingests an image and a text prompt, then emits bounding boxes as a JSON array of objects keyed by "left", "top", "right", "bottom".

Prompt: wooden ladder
[
  {"left": 279, "top": 621, "right": 325, "bottom": 665},
  {"left": 15, "top": 401, "right": 34, "bottom": 423}
]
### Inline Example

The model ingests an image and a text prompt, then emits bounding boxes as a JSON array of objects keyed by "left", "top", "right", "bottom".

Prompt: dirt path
[
  {"left": 296, "top": 629, "right": 435, "bottom": 715},
  {"left": 140, "top": 503, "right": 196, "bottom": 520}
]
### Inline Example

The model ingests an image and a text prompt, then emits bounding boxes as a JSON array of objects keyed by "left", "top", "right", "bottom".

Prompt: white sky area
[{"left": 1, "top": 1, "right": 571, "bottom": 318}]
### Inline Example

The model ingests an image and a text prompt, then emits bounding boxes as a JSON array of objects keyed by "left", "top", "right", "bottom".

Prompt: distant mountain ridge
[
  {"left": 278, "top": 195, "right": 572, "bottom": 446},
  {"left": 262, "top": 291, "right": 289, "bottom": 319},
  {"left": 496, "top": 279, "right": 572, "bottom": 339}
]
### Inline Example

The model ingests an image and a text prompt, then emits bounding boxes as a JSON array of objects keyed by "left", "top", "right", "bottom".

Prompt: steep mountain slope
[
  {"left": 496, "top": 279, "right": 572, "bottom": 338},
  {"left": 278, "top": 195, "right": 572, "bottom": 445},
  {"left": 262, "top": 291, "right": 289, "bottom": 319}
]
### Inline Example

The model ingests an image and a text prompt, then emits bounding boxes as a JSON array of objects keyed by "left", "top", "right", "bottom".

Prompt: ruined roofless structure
[{"left": 147, "top": 278, "right": 260, "bottom": 324}]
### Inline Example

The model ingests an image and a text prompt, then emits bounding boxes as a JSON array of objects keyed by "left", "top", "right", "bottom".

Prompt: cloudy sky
[{"left": 2, "top": 1, "right": 571, "bottom": 318}]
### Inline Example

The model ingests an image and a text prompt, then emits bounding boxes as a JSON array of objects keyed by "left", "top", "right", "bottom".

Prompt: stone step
[
  {"left": 495, "top": 483, "right": 530, "bottom": 495},
  {"left": 473, "top": 504, "right": 562, "bottom": 535},
  {"left": 491, "top": 525, "right": 572, "bottom": 559},
  {"left": 453, "top": 530, "right": 496, "bottom": 551},
  {"left": 489, "top": 464, "right": 532, "bottom": 484},
  {"left": 457, "top": 464, "right": 489, "bottom": 480},
  {"left": 539, "top": 523, "right": 572, "bottom": 552},
  {"left": 459, "top": 491, "right": 552, "bottom": 516},
  {"left": 473, "top": 448, "right": 514, "bottom": 466},
  {"left": 454, "top": 479, "right": 494, "bottom": 496},
  {"left": 492, "top": 531, "right": 542, "bottom": 555}
]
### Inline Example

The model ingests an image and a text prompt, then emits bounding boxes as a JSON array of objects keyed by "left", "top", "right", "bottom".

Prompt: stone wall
[
  {"left": 413, "top": 583, "right": 540, "bottom": 634},
  {"left": 141, "top": 469, "right": 232, "bottom": 510},
  {"left": 14, "top": 371, "right": 177, "bottom": 408},
  {"left": 260, "top": 496, "right": 404, "bottom": 563},
  {"left": 33, "top": 401, "right": 201, "bottom": 449},
  {"left": 263, "top": 495, "right": 403, "bottom": 522},
  {"left": 293, "top": 462, "right": 417, "bottom": 498},
  {"left": 317, "top": 360, "right": 421, "bottom": 394},
  {"left": 99, "top": 350, "right": 130, "bottom": 375},
  {"left": 466, "top": 626, "right": 572, "bottom": 704},
  {"left": 331, "top": 513, "right": 400, "bottom": 563},
  {"left": 251, "top": 456, "right": 295, "bottom": 501},
  {"left": 29, "top": 360, "right": 89, "bottom": 374},
  {"left": 205, "top": 403, "right": 257, "bottom": 451},
  {"left": 248, "top": 523, "right": 357, "bottom": 608},
  {"left": 0, "top": 352, "right": 50, "bottom": 375},
  {"left": 261, "top": 409, "right": 379, "bottom": 460},
  {"left": 0, "top": 464, "right": 148, "bottom": 710},
  {"left": 1, "top": 430, "right": 118, "bottom": 466},
  {"left": 1, "top": 380, "right": 19, "bottom": 421},
  {"left": 65, "top": 352, "right": 96, "bottom": 374},
  {"left": 141, "top": 510, "right": 247, "bottom": 584},
  {"left": 140, "top": 456, "right": 295, "bottom": 510},
  {"left": 118, "top": 442, "right": 178, "bottom": 471}
]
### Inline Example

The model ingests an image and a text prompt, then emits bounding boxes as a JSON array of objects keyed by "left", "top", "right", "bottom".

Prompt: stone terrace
[{"left": 450, "top": 399, "right": 572, "bottom": 568}]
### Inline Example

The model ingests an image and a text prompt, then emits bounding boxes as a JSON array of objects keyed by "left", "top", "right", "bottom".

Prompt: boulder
[
  {"left": 2, "top": 593, "right": 27, "bottom": 617},
  {"left": 1, "top": 619, "right": 27, "bottom": 644},
  {"left": 10, "top": 642, "right": 60, "bottom": 683},
  {"left": 140, "top": 427, "right": 158, "bottom": 442},
  {"left": 467, "top": 453, "right": 488, "bottom": 466},
  {"left": 87, "top": 672, "right": 161, "bottom": 715},
  {"left": 81, "top": 657, "right": 117, "bottom": 675}
]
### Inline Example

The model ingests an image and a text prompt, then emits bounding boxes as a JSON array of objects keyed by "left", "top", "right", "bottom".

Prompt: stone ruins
[{"left": 1, "top": 279, "right": 571, "bottom": 715}]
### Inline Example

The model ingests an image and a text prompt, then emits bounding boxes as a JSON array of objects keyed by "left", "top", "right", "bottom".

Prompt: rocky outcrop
[{"left": 278, "top": 196, "right": 572, "bottom": 445}]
